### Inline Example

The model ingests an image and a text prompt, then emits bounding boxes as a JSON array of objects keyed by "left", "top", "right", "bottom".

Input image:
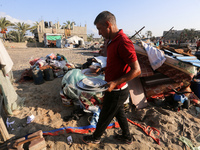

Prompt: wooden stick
[
  {"left": 129, "top": 26, "right": 145, "bottom": 39},
  {"left": 162, "top": 26, "right": 174, "bottom": 38},
  {"left": 13, "top": 135, "right": 40, "bottom": 148}
]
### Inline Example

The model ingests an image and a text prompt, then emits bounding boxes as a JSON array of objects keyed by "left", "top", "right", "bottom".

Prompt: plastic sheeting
[
  {"left": 0, "top": 70, "right": 25, "bottom": 115},
  {"left": 141, "top": 41, "right": 166, "bottom": 70},
  {"left": 94, "top": 56, "right": 107, "bottom": 68},
  {"left": 0, "top": 40, "right": 25, "bottom": 115},
  {"left": 0, "top": 39, "right": 13, "bottom": 75},
  {"left": 62, "top": 69, "right": 87, "bottom": 101},
  {"left": 66, "top": 36, "right": 85, "bottom": 45},
  {"left": 46, "top": 35, "right": 62, "bottom": 41},
  {"left": 61, "top": 69, "right": 104, "bottom": 107}
]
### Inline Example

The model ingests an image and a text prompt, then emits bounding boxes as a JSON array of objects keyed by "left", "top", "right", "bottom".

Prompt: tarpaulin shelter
[
  {"left": 0, "top": 39, "right": 25, "bottom": 115},
  {"left": 66, "top": 36, "right": 85, "bottom": 46},
  {"left": 44, "top": 33, "right": 63, "bottom": 48}
]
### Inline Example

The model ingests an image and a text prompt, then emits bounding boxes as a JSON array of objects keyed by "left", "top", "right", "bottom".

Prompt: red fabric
[
  {"left": 105, "top": 29, "right": 137, "bottom": 89},
  {"left": 197, "top": 41, "right": 200, "bottom": 47},
  {"left": 127, "top": 118, "right": 160, "bottom": 145},
  {"left": 79, "top": 92, "right": 103, "bottom": 110},
  {"left": 29, "top": 58, "right": 39, "bottom": 66}
]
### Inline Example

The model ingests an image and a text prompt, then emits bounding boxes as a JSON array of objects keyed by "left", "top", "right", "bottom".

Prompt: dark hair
[{"left": 94, "top": 11, "right": 116, "bottom": 26}]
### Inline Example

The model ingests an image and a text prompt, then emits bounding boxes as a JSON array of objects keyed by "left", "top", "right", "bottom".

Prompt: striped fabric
[{"left": 60, "top": 90, "right": 72, "bottom": 106}]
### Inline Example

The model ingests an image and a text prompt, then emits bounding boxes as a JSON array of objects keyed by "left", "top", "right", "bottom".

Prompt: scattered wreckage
[{"left": 1, "top": 38, "right": 200, "bottom": 149}]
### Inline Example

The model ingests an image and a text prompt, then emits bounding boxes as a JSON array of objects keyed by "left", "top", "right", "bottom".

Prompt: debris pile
[{"left": 18, "top": 53, "right": 75, "bottom": 84}]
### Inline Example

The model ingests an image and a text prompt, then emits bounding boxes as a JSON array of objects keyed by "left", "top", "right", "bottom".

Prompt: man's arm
[{"left": 106, "top": 60, "right": 141, "bottom": 92}]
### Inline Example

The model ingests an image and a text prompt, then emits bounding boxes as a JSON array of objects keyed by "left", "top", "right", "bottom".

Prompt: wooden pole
[
  {"left": 135, "top": 30, "right": 142, "bottom": 39},
  {"left": 129, "top": 26, "right": 145, "bottom": 40},
  {"left": 0, "top": 95, "right": 10, "bottom": 141},
  {"left": 162, "top": 26, "right": 174, "bottom": 38}
]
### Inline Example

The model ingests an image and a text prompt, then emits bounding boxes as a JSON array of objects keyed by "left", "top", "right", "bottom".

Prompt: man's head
[
  {"left": 94, "top": 11, "right": 118, "bottom": 39},
  {"left": 94, "top": 11, "right": 116, "bottom": 26}
]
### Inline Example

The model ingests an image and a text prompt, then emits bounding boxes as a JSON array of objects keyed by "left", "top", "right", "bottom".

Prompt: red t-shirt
[{"left": 105, "top": 29, "right": 137, "bottom": 89}]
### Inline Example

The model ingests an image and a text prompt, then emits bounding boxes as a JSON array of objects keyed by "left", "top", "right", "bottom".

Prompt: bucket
[
  {"left": 43, "top": 68, "right": 54, "bottom": 81},
  {"left": 190, "top": 78, "right": 200, "bottom": 98},
  {"left": 32, "top": 69, "right": 44, "bottom": 85}
]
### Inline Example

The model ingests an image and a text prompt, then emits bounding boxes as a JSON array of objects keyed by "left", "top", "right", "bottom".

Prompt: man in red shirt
[{"left": 82, "top": 11, "right": 141, "bottom": 144}]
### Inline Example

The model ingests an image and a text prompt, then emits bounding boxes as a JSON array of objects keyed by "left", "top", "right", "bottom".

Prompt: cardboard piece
[{"left": 128, "top": 77, "right": 148, "bottom": 109}]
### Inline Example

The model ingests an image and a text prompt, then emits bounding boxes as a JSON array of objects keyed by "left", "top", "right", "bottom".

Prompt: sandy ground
[{"left": 3, "top": 46, "right": 200, "bottom": 150}]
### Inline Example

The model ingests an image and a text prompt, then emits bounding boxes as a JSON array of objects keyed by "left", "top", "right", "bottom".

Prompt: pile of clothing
[{"left": 19, "top": 53, "right": 75, "bottom": 84}]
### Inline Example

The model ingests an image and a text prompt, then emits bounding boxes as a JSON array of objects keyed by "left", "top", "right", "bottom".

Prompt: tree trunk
[{"left": 3, "top": 33, "right": 6, "bottom": 40}]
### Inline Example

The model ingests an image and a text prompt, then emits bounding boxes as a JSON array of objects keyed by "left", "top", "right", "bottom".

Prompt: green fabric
[
  {"left": 61, "top": 69, "right": 104, "bottom": 104},
  {"left": 0, "top": 70, "right": 25, "bottom": 115},
  {"left": 46, "top": 35, "right": 61, "bottom": 41},
  {"left": 179, "top": 136, "right": 200, "bottom": 150}
]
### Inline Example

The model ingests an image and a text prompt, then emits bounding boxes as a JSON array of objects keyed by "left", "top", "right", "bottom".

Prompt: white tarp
[
  {"left": 141, "top": 41, "right": 166, "bottom": 70},
  {"left": 0, "top": 39, "right": 13, "bottom": 75},
  {"left": 66, "top": 36, "right": 85, "bottom": 45}
]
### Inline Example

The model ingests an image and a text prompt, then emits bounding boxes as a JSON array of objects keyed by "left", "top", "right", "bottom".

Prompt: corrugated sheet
[{"left": 162, "top": 49, "right": 200, "bottom": 67}]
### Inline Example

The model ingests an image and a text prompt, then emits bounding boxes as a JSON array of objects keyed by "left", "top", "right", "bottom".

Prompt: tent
[
  {"left": 0, "top": 39, "right": 25, "bottom": 115},
  {"left": 66, "top": 36, "right": 85, "bottom": 46},
  {"left": 44, "top": 33, "right": 63, "bottom": 48}
]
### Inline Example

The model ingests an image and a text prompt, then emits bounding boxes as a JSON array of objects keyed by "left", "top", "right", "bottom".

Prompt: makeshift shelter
[
  {"left": 66, "top": 35, "right": 85, "bottom": 46},
  {"left": 132, "top": 41, "right": 199, "bottom": 106},
  {"left": 0, "top": 39, "right": 25, "bottom": 115},
  {"left": 44, "top": 33, "right": 63, "bottom": 48}
]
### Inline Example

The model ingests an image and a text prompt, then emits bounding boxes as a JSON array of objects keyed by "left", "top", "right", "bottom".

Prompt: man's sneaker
[
  {"left": 113, "top": 134, "right": 133, "bottom": 144},
  {"left": 82, "top": 135, "right": 100, "bottom": 144}
]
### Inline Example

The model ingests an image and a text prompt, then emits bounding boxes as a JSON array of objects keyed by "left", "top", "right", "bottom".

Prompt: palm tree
[
  {"left": 63, "top": 20, "right": 76, "bottom": 29},
  {"left": 87, "top": 33, "right": 94, "bottom": 42},
  {"left": 63, "top": 21, "right": 70, "bottom": 29},
  {"left": 146, "top": 31, "right": 152, "bottom": 39},
  {"left": 13, "top": 22, "right": 32, "bottom": 41},
  {"left": 188, "top": 28, "right": 196, "bottom": 42},
  {"left": 182, "top": 29, "right": 189, "bottom": 41},
  {"left": 29, "top": 21, "right": 39, "bottom": 34},
  {"left": 70, "top": 21, "right": 75, "bottom": 29},
  {"left": 0, "top": 17, "right": 14, "bottom": 39},
  {"left": 7, "top": 30, "right": 23, "bottom": 42},
  {"left": 181, "top": 28, "right": 196, "bottom": 42}
]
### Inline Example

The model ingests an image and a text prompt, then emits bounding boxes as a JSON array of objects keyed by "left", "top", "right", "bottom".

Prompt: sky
[{"left": 0, "top": 0, "right": 200, "bottom": 38}]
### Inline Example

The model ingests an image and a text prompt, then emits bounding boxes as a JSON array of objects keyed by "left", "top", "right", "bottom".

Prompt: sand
[{"left": 3, "top": 46, "right": 200, "bottom": 150}]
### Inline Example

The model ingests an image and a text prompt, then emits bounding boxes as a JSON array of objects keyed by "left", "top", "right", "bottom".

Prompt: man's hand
[{"left": 106, "top": 81, "right": 117, "bottom": 92}]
